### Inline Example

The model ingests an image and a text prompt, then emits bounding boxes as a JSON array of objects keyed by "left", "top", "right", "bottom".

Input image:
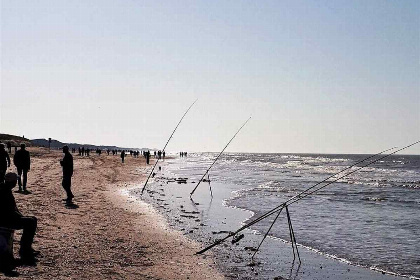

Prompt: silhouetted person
[
  {"left": 13, "top": 144, "right": 31, "bottom": 193},
  {"left": 0, "top": 173, "right": 38, "bottom": 262},
  {"left": 146, "top": 151, "right": 150, "bottom": 165},
  {"left": 6, "top": 142, "right": 12, "bottom": 153},
  {"left": 0, "top": 144, "right": 11, "bottom": 183},
  {"left": 121, "top": 151, "right": 125, "bottom": 163},
  {"left": 60, "top": 146, "right": 74, "bottom": 203},
  {"left": 163, "top": 151, "right": 165, "bottom": 160}
]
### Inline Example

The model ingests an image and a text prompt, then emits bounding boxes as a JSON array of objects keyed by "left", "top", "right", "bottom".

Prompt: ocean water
[{"left": 135, "top": 153, "right": 420, "bottom": 279}]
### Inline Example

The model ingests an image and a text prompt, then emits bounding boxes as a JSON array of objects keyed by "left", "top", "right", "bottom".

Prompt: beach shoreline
[
  {"left": 0, "top": 147, "right": 224, "bottom": 280},
  {"left": 137, "top": 155, "right": 417, "bottom": 280}
]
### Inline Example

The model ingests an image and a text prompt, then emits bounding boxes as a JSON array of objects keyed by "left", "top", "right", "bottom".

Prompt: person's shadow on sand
[
  {"left": 65, "top": 202, "right": 79, "bottom": 209},
  {"left": 0, "top": 255, "right": 39, "bottom": 277}
]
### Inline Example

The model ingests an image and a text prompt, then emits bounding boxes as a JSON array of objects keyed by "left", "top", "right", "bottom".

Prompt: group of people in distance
[
  {"left": 0, "top": 143, "right": 74, "bottom": 269},
  {"left": 120, "top": 150, "right": 151, "bottom": 163},
  {"left": 153, "top": 150, "right": 165, "bottom": 159}
]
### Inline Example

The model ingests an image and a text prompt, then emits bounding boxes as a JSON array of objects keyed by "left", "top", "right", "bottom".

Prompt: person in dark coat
[
  {"left": 0, "top": 173, "right": 38, "bottom": 261},
  {"left": 60, "top": 146, "right": 74, "bottom": 203},
  {"left": 0, "top": 144, "right": 11, "bottom": 183},
  {"left": 121, "top": 151, "right": 125, "bottom": 163},
  {"left": 13, "top": 143, "right": 31, "bottom": 193}
]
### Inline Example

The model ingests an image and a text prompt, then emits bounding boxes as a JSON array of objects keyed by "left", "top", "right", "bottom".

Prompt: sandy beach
[{"left": 0, "top": 148, "right": 224, "bottom": 280}]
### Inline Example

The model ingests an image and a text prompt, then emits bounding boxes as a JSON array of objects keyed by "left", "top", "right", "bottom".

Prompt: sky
[{"left": 1, "top": 0, "right": 419, "bottom": 154}]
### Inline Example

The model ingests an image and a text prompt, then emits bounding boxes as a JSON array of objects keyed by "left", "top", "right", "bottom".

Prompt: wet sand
[
  {"left": 0, "top": 148, "right": 224, "bottom": 280},
  {"left": 138, "top": 160, "right": 411, "bottom": 280}
]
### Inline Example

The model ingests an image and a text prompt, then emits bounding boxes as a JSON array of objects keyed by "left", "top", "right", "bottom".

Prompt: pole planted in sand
[
  {"left": 141, "top": 99, "right": 198, "bottom": 195},
  {"left": 190, "top": 116, "right": 251, "bottom": 198}
]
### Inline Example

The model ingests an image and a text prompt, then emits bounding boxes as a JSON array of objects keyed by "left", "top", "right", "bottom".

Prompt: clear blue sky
[{"left": 1, "top": 0, "right": 419, "bottom": 154}]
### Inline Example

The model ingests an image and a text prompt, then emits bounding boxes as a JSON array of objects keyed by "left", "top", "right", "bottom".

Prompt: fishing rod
[
  {"left": 246, "top": 147, "right": 398, "bottom": 226},
  {"left": 284, "top": 141, "right": 418, "bottom": 208},
  {"left": 197, "top": 141, "right": 419, "bottom": 254},
  {"left": 250, "top": 142, "right": 417, "bottom": 262},
  {"left": 190, "top": 117, "right": 251, "bottom": 197},
  {"left": 278, "top": 146, "right": 397, "bottom": 207},
  {"left": 196, "top": 146, "right": 397, "bottom": 254},
  {"left": 141, "top": 99, "right": 198, "bottom": 195}
]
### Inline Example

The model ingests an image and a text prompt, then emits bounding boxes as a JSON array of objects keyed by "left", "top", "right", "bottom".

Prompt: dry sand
[{"left": 1, "top": 148, "right": 224, "bottom": 280}]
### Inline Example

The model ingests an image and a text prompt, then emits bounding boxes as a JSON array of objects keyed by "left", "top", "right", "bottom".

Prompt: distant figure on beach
[
  {"left": 121, "top": 151, "right": 125, "bottom": 163},
  {"left": 146, "top": 150, "right": 150, "bottom": 165},
  {"left": 6, "top": 142, "right": 12, "bottom": 153},
  {"left": 60, "top": 146, "right": 74, "bottom": 203},
  {"left": 0, "top": 173, "right": 38, "bottom": 262},
  {"left": 0, "top": 144, "right": 11, "bottom": 183},
  {"left": 13, "top": 144, "right": 31, "bottom": 193},
  {"left": 162, "top": 151, "right": 165, "bottom": 160}
]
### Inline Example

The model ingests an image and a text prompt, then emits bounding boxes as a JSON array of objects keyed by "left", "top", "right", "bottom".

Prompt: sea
[{"left": 133, "top": 152, "right": 420, "bottom": 280}]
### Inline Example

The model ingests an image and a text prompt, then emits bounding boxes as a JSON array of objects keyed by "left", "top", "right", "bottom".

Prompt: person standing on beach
[
  {"left": 0, "top": 173, "right": 38, "bottom": 262},
  {"left": 60, "top": 145, "right": 74, "bottom": 203},
  {"left": 121, "top": 150, "right": 125, "bottom": 163},
  {"left": 13, "top": 143, "right": 31, "bottom": 193},
  {"left": 0, "top": 144, "right": 11, "bottom": 183},
  {"left": 146, "top": 150, "right": 150, "bottom": 165}
]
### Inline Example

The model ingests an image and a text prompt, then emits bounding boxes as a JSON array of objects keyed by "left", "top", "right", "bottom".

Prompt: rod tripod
[{"left": 251, "top": 206, "right": 301, "bottom": 264}]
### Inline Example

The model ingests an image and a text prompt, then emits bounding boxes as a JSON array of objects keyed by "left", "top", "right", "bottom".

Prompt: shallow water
[{"left": 135, "top": 153, "right": 420, "bottom": 279}]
